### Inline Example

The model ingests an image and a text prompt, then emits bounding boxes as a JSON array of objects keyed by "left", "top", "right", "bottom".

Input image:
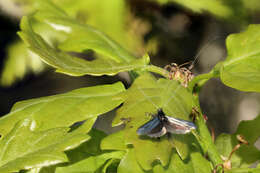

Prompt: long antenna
[{"left": 189, "top": 36, "right": 223, "bottom": 70}]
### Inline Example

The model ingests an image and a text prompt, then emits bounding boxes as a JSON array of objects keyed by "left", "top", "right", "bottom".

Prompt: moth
[{"left": 137, "top": 108, "right": 196, "bottom": 138}]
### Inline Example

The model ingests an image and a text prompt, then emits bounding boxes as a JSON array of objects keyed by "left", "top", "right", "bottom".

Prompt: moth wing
[
  {"left": 137, "top": 116, "right": 161, "bottom": 135},
  {"left": 147, "top": 125, "right": 167, "bottom": 138},
  {"left": 165, "top": 116, "right": 196, "bottom": 134}
]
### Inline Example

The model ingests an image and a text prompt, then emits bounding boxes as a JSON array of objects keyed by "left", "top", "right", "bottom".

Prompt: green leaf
[
  {"left": 154, "top": 0, "right": 247, "bottom": 23},
  {"left": 168, "top": 0, "right": 233, "bottom": 18},
  {"left": 57, "top": 0, "right": 132, "bottom": 44},
  {"left": 235, "top": 113, "right": 260, "bottom": 144},
  {"left": 42, "top": 129, "right": 120, "bottom": 173},
  {"left": 117, "top": 149, "right": 145, "bottom": 173},
  {"left": 242, "top": 0, "right": 260, "bottom": 11},
  {"left": 226, "top": 168, "right": 260, "bottom": 173},
  {"left": 26, "top": 168, "right": 41, "bottom": 173},
  {"left": 0, "top": 41, "right": 44, "bottom": 86},
  {"left": 56, "top": 151, "right": 125, "bottom": 173},
  {"left": 0, "top": 118, "right": 89, "bottom": 173},
  {"left": 101, "top": 159, "right": 120, "bottom": 173},
  {"left": 190, "top": 151, "right": 212, "bottom": 173},
  {"left": 170, "top": 133, "right": 197, "bottom": 160},
  {"left": 113, "top": 73, "right": 193, "bottom": 125},
  {"left": 0, "top": 82, "right": 125, "bottom": 138},
  {"left": 19, "top": 16, "right": 149, "bottom": 76},
  {"left": 160, "top": 150, "right": 193, "bottom": 173},
  {"left": 216, "top": 134, "right": 260, "bottom": 168},
  {"left": 219, "top": 24, "right": 260, "bottom": 92},
  {"left": 65, "top": 129, "right": 107, "bottom": 164},
  {"left": 35, "top": 0, "right": 140, "bottom": 62},
  {"left": 112, "top": 73, "right": 195, "bottom": 170},
  {"left": 215, "top": 115, "right": 260, "bottom": 168},
  {"left": 101, "top": 130, "right": 127, "bottom": 151},
  {"left": 153, "top": 150, "right": 211, "bottom": 173}
]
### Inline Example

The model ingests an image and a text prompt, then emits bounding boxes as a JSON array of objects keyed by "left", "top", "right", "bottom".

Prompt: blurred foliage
[
  {"left": 154, "top": 0, "right": 247, "bottom": 22},
  {"left": 0, "top": 41, "right": 44, "bottom": 86}
]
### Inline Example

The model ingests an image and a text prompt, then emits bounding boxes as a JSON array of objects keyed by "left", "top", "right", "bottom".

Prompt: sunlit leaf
[
  {"left": 112, "top": 73, "right": 195, "bottom": 170},
  {"left": 52, "top": 0, "right": 143, "bottom": 57},
  {"left": 152, "top": 150, "right": 211, "bottom": 173},
  {"left": 226, "top": 167, "right": 260, "bottom": 173},
  {"left": 13, "top": 0, "right": 143, "bottom": 57},
  {"left": 19, "top": 16, "right": 149, "bottom": 77},
  {"left": 56, "top": 151, "right": 125, "bottom": 173},
  {"left": 25, "top": 168, "right": 41, "bottom": 173},
  {"left": 32, "top": 0, "right": 142, "bottom": 62},
  {"left": 218, "top": 24, "right": 260, "bottom": 92},
  {"left": 190, "top": 151, "right": 212, "bottom": 173},
  {"left": 0, "top": 82, "right": 125, "bottom": 138},
  {"left": 0, "top": 118, "right": 89, "bottom": 173},
  {"left": 161, "top": 150, "right": 193, "bottom": 172},
  {"left": 101, "top": 130, "right": 127, "bottom": 151},
  {"left": 117, "top": 149, "right": 145, "bottom": 173},
  {"left": 56, "top": 129, "right": 126, "bottom": 173},
  {"left": 0, "top": 41, "right": 44, "bottom": 86}
]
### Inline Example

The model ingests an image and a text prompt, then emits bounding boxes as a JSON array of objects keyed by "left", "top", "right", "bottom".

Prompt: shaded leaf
[
  {"left": 215, "top": 115, "right": 260, "bottom": 168},
  {"left": 219, "top": 24, "right": 260, "bottom": 92},
  {"left": 0, "top": 119, "right": 89, "bottom": 173},
  {"left": 235, "top": 114, "right": 260, "bottom": 144},
  {"left": 242, "top": 0, "right": 260, "bottom": 11},
  {"left": 65, "top": 129, "right": 107, "bottom": 164},
  {"left": 102, "top": 159, "right": 120, "bottom": 173},
  {"left": 216, "top": 134, "right": 260, "bottom": 168},
  {"left": 0, "top": 82, "right": 125, "bottom": 138},
  {"left": 171, "top": 133, "right": 197, "bottom": 160}
]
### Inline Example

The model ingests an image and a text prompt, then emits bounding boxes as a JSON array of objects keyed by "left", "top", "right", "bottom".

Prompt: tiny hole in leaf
[{"left": 127, "top": 144, "right": 134, "bottom": 148}]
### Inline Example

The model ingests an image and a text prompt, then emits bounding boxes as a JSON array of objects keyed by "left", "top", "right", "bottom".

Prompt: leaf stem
[
  {"left": 197, "top": 116, "right": 223, "bottom": 165},
  {"left": 192, "top": 98, "right": 223, "bottom": 171},
  {"left": 144, "top": 65, "right": 169, "bottom": 78},
  {"left": 188, "top": 70, "right": 215, "bottom": 91}
]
